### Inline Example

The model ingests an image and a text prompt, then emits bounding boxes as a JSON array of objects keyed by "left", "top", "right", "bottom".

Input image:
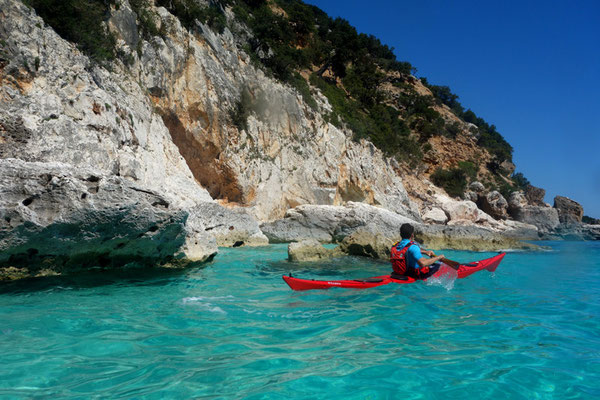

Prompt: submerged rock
[{"left": 288, "top": 239, "right": 341, "bottom": 262}]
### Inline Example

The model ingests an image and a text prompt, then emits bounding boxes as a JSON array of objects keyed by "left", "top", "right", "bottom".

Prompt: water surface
[{"left": 1, "top": 241, "right": 599, "bottom": 399}]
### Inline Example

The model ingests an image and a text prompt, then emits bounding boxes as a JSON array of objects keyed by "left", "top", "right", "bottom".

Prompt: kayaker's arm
[{"left": 417, "top": 254, "right": 445, "bottom": 267}]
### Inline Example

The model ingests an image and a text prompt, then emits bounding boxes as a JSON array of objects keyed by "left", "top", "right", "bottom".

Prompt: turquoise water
[{"left": 1, "top": 242, "right": 599, "bottom": 399}]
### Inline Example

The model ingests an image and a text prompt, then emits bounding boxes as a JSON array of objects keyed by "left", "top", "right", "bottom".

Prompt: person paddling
[{"left": 390, "top": 223, "right": 460, "bottom": 280}]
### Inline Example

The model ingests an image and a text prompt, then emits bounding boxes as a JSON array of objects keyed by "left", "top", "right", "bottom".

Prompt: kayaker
[{"left": 390, "top": 223, "right": 453, "bottom": 280}]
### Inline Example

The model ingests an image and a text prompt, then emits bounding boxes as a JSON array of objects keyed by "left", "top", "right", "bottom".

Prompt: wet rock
[
  {"left": 339, "top": 227, "right": 395, "bottom": 259},
  {"left": 553, "top": 196, "right": 583, "bottom": 224},
  {"left": 416, "top": 225, "right": 540, "bottom": 252},
  {"left": 288, "top": 239, "right": 341, "bottom": 262},
  {"left": 543, "top": 224, "right": 600, "bottom": 241},
  {"left": 501, "top": 219, "right": 539, "bottom": 240},
  {"left": 0, "top": 159, "right": 218, "bottom": 280}
]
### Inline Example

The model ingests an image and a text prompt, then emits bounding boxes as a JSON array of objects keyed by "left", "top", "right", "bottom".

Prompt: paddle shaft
[{"left": 441, "top": 257, "right": 460, "bottom": 270}]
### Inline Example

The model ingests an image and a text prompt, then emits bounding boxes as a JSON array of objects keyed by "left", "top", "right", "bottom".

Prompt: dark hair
[{"left": 400, "top": 223, "right": 414, "bottom": 239}]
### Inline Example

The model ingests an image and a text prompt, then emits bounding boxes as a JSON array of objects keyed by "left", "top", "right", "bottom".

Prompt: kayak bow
[{"left": 283, "top": 252, "right": 505, "bottom": 291}]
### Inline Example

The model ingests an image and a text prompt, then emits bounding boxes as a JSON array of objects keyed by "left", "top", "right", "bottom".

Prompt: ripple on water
[{"left": 1, "top": 242, "right": 599, "bottom": 398}]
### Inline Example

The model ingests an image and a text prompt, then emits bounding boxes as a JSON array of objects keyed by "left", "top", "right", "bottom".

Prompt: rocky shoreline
[{"left": 3, "top": 175, "right": 596, "bottom": 281}]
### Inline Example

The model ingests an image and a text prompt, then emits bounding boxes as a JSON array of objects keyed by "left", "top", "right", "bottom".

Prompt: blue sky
[{"left": 305, "top": 0, "right": 600, "bottom": 217}]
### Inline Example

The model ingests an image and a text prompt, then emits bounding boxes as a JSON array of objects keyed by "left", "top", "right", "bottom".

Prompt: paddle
[{"left": 440, "top": 257, "right": 461, "bottom": 270}]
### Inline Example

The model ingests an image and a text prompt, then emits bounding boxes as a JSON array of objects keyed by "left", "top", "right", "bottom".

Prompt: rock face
[
  {"left": 554, "top": 196, "right": 584, "bottom": 224},
  {"left": 0, "top": 0, "right": 418, "bottom": 221},
  {"left": 0, "top": 0, "right": 213, "bottom": 209},
  {"left": 288, "top": 239, "right": 341, "bottom": 262},
  {"left": 131, "top": 2, "right": 418, "bottom": 221},
  {"left": 0, "top": 159, "right": 217, "bottom": 280},
  {"left": 476, "top": 191, "right": 508, "bottom": 220}
]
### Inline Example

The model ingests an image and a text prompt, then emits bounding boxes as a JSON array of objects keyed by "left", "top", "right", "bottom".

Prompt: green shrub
[
  {"left": 289, "top": 72, "right": 317, "bottom": 110},
  {"left": 457, "top": 161, "right": 477, "bottom": 181},
  {"left": 431, "top": 167, "right": 467, "bottom": 198},
  {"left": 511, "top": 172, "right": 530, "bottom": 191},
  {"left": 24, "top": 0, "right": 117, "bottom": 62},
  {"left": 155, "top": 0, "right": 227, "bottom": 34},
  {"left": 230, "top": 88, "right": 252, "bottom": 131},
  {"left": 130, "top": 0, "right": 161, "bottom": 39}
]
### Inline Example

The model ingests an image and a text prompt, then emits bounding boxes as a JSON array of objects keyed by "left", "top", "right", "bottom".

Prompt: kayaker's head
[{"left": 400, "top": 223, "right": 415, "bottom": 240}]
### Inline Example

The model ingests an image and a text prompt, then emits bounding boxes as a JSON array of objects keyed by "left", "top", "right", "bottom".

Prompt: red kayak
[{"left": 283, "top": 253, "right": 505, "bottom": 291}]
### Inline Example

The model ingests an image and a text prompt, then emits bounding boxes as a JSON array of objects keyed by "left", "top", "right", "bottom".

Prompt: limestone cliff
[{"left": 1, "top": 0, "right": 419, "bottom": 223}]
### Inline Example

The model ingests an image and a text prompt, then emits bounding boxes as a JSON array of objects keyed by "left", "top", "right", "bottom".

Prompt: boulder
[
  {"left": 187, "top": 202, "right": 268, "bottom": 247},
  {"left": 422, "top": 207, "right": 448, "bottom": 224},
  {"left": 433, "top": 194, "right": 501, "bottom": 228},
  {"left": 463, "top": 191, "right": 478, "bottom": 203},
  {"left": 476, "top": 190, "right": 508, "bottom": 220},
  {"left": 512, "top": 205, "right": 560, "bottom": 232},
  {"left": 553, "top": 196, "right": 584, "bottom": 224},
  {"left": 0, "top": 159, "right": 218, "bottom": 281},
  {"left": 260, "top": 202, "right": 417, "bottom": 243},
  {"left": 469, "top": 181, "right": 485, "bottom": 193},
  {"left": 288, "top": 239, "right": 341, "bottom": 262},
  {"left": 339, "top": 227, "right": 396, "bottom": 259},
  {"left": 525, "top": 185, "right": 546, "bottom": 206},
  {"left": 507, "top": 191, "right": 528, "bottom": 218}
]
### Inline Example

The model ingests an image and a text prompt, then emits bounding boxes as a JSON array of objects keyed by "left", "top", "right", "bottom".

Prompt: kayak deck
[{"left": 283, "top": 252, "right": 505, "bottom": 291}]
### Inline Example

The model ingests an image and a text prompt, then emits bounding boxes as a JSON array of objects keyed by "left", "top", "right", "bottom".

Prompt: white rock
[{"left": 422, "top": 207, "right": 448, "bottom": 224}]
